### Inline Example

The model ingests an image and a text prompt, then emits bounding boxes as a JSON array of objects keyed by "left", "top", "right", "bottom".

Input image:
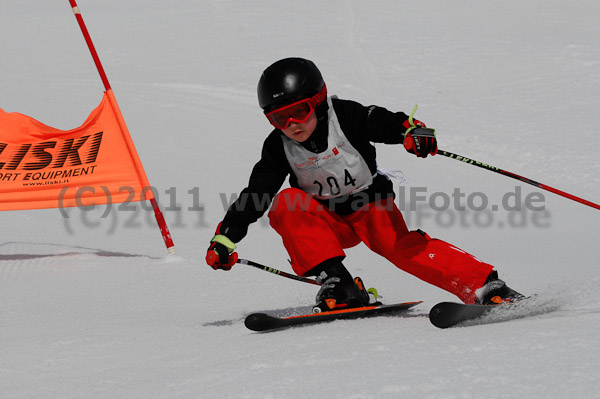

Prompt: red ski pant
[{"left": 268, "top": 188, "right": 493, "bottom": 304}]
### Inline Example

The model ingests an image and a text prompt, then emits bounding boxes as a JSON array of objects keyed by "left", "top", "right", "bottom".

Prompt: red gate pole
[
  {"left": 68, "top": 0, "right": 176, "bottom": 253},
  {"left": 68, "top": 1, "right": 111, "bottom": 90}
]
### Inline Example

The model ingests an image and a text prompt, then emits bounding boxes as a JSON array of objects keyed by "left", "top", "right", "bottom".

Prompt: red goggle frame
[{"left": 265, "top": 84, "right": 327, "bottom": 130}]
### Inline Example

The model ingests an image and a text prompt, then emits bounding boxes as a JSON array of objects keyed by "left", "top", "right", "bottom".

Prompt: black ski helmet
[{"left": 257, "top": 57, "right": 326, "bottom": 112}]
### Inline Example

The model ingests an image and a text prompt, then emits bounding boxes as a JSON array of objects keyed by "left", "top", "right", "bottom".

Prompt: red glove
[
  {"left": 206, "top": 224, "right": 238, "bottom": 270},
  {"left": 402, "top": 105, "right": 438, "bottom": 158},
  {"left": 403, "top": 126, "right": 438, "bottom": 158}
]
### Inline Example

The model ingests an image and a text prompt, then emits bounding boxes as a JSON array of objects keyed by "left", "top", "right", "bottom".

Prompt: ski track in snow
[{"left": 2, "top": 1, "right": 600, "bottom": 398}]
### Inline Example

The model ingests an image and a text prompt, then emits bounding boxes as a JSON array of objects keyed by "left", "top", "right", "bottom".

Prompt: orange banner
[{"left": 0, "top": 90, "right": 154, "bottom": 211}]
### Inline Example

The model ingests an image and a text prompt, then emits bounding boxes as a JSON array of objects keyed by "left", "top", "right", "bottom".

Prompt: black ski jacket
[{"left": 220, "top": 97, "right": 412, "bottom": 243}]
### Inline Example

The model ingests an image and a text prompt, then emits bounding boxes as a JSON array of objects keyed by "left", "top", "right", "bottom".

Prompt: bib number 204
[{"left": 314, "top": 169, "right": 357, "bottom": 197}]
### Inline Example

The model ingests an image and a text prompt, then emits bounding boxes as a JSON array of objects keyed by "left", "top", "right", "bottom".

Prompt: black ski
[
  {"left": 429, "top": 302, "right": 499, "bottom": 328},
  {"left": 245, "top": 301, "right": 422, "bottom": 332},
  {"left": 429, "top": 299, "right": 549, "bottom": 328}
]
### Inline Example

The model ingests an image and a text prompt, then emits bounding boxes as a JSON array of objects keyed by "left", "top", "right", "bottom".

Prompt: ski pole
[
  {"left": 237, "top": 259, "right": 320, "bottom": 286},
  {"left": 438, "top": 149, "right": 600, "bottom": 211}
]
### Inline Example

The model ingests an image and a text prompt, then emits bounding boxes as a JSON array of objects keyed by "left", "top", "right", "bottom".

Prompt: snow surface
[{"left": 2, "top": 1, "right": 600, "bottom": 398}]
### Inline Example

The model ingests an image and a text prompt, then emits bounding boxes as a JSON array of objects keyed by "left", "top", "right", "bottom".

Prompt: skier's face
[{"left": 280, "top": 111, "right": 318, "bottom": 143}]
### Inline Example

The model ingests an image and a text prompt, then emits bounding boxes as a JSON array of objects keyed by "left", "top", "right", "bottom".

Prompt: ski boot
[
  {"left": 475, "top": 271, "right": 525, "bottom": 305},
  {"left": 311, "top": 261, "right": 374, "bottom": 313}
]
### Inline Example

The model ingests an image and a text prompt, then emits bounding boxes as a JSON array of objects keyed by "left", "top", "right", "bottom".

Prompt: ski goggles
[{"left": 264, "top": 84, "right": 327, "bottom": 130}]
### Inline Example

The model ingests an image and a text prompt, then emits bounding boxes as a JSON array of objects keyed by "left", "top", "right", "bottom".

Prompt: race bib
[{"left": 282, "top": 96, "right": 373, "bottom": 199}]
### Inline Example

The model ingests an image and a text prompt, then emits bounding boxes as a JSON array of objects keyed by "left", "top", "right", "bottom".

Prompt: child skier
[{"left": 206, "top": 57, "right": 522, "bottom": 312}]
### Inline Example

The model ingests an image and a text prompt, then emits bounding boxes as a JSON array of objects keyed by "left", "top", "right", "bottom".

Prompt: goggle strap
[{"left": 309, "top": 84, "right": 328, "bottom": 108}]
